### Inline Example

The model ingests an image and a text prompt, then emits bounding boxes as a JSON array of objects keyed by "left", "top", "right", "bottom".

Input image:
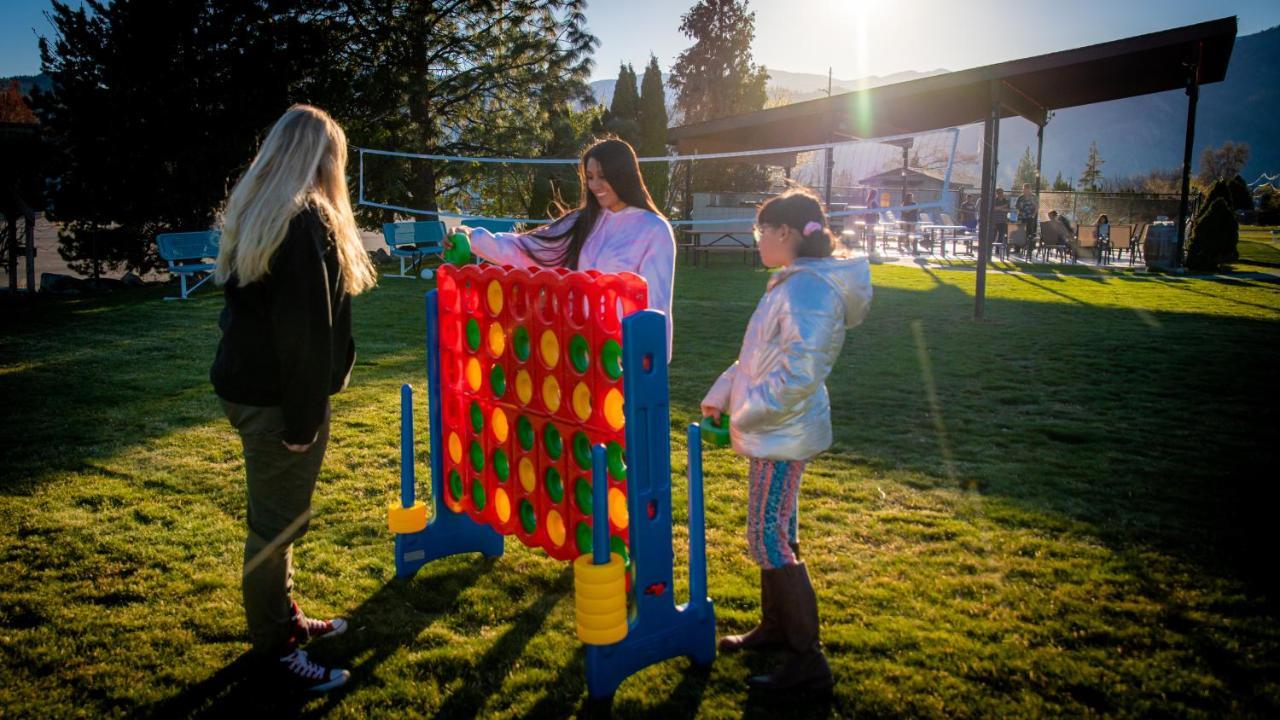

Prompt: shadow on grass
[
  {"left": 0, "top": 280, "right": 430, "bottom": 493},
  {"left": 144, "top": 561, "right": 489, "bottom": 718}
]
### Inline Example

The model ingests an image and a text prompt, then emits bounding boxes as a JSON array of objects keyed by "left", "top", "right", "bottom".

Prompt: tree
[
  {"left": 1196, "top": 140, "right": 1249, "bottom": 187},
  {"left": 1078, "top": 141, "right": 1105, "bottom": 192},
  {"left": 1012, "top": 146, "right": 1037, "bottom": 190},
  {"left": 323, "top": 1, "right": 598, "bottom": 225},
  {"left": 637, "top": 54, "right": 670, "bottom": 211},
  {"left": 1185, "top": 197, "right": 1237, "bottom": 272},
  {"left": 34, "top": 0, "right": 336, "bottom": 277},
  {"left": 1227, "top": 174, "right": 1253, "bottom": 212},
  {"left": 1052, "top": 171, "right": 1072, "bottom": 191},
  {"left": 605, "top": 63, "right": 640, "bottom": 146},
  {"left": 668, "top": 0, "right": 769, "bottom": 196},
  {"left": 0, "top": 81, "right": 38, "bottom": 124}
]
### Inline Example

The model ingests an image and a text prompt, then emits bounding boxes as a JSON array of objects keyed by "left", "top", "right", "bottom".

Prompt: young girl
[
  {"left": 210, "top": 105, "right": 376, "bottom": 692},
  {"left": 1095, "top": 213, "right": 1111, "bottom": 262},
  {"left": 701, "top": 186, "right": 872, "bottom": 691},
  {"left": 455, "top": 137, "right": 677, "bottom": 360}
]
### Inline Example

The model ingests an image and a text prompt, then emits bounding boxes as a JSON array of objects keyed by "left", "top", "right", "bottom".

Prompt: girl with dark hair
[
  {"left": 700, "top": 186, "right": 873, "bottom": 692},
  {"left": 456, "top": 137, "right": 677, "bottom": 359}
]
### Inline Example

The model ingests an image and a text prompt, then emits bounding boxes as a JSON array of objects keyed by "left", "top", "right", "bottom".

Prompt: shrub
[{"left": 1185, "top": 197, "right": 1238, "bottom": 272}]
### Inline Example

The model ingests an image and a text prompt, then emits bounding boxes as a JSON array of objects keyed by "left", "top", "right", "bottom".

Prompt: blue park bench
[
  {"left": 382, "top": 218, "right": 519, "bottom": 278},
  {"left": 156, "top": 230, "right": 220, "bottom": 300}
]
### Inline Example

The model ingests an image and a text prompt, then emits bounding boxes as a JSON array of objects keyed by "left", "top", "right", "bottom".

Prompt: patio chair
[
  {"left": 1104, "top": 224, "right": 1134, "bottom": 265},
  {"left": 382, "top": 220, "right": 446, "bottom": 278}
]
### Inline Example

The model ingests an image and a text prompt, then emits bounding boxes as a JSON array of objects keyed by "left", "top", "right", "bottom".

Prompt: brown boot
[
  {"left": 719, "top": 567, "right": 786, "bottom": 653},
  {"left": 747, "top": 562, "right": 834, "bottom": 691}
]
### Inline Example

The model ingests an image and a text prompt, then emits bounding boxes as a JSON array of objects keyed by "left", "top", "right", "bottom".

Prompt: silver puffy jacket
[{"left": 702, "top": 257, "right": 872, "bottom": 460}]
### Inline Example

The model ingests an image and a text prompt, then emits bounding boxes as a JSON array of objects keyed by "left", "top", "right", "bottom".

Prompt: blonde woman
[{"left": 210, "top": 105, "right": 375, "bottom": 692}]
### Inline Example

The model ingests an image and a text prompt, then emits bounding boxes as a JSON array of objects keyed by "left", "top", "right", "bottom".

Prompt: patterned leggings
[{"left": 746, "top": 457, "right": 806, "bottom": 569}]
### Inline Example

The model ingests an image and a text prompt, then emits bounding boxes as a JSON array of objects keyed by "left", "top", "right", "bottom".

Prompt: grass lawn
[{"left": 1, "top": 241, "right": 1278, "bottom": 718}]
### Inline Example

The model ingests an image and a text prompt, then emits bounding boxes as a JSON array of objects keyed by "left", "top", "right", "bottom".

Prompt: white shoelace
[{"left": 281, "top": 649, "right": 326, "bottom": 680}]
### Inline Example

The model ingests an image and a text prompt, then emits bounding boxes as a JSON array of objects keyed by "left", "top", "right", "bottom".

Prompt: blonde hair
[{"left": 216, "top": 104, "right": 376, "bottom": 295}]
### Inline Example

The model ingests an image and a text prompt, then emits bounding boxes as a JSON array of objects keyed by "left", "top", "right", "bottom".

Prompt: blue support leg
[
  {"left": 394, "top": 290, "right": 504, "bottom": 579},
  {"left": 583, "top": 310, "right": 716, "bottom": 698}
]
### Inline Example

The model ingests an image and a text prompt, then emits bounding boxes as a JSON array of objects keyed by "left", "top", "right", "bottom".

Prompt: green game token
[
  {"left": 469, "top": 402, "right": 483, "bottom": 433},
  {"left": 493, "top": 448, "right": 509, "bottom": 482},
  {"left": 601, "top": 339, "right": 622, "bottom": 379},
  {"left": 469, "top": 440, "right": 484, "bottom": 472},
  {"left": 574, "top": 477, "right": 592, "bottom": 515},
  {"left": 471, "top": 479, "right": 487, "bottom": 510},
  {"left": 448, "top": 469, "right": 463, "bottom": 503},
  {"left": 512, "top": 326, "right": 531, "bottom": 362},
  {"left": 490, "top": 365, "right": 506, "bottom": 397},
  {"left": 569, "top": 335, "right": 590, "bottom": 374},
  {"left": 520, "top": 500, "right": 537, "bottom": 533},
  {"left": 606, "top": 441, "right": 626, "bottom": 481},
  {"left": 543, "top": 424, "right": 563, "bottom": 460},
  {"left": 573, "top": 432, "right": 591, "bottom": 470},
  {"left": 545, "top": 467, "right": 564, "bottom": 503},
  {"left": 610, "top": 536, "right": 630, "bottom": 569},
  {"left": 465, "top": 318, "right": 481, "bottom": 352},
  {"left": 516, "top": 415, "right": 535, "bottom": 451},
  {"left": 576, "top": 521, "right": 592, "bottom": 554}
]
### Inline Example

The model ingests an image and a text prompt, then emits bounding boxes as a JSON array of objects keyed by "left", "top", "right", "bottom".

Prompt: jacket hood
[{"left": 771, "top": 256, "right": 873, "bottom": 329}]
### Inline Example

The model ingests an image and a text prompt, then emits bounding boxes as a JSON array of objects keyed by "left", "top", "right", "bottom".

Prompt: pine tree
[
  {"left": 322, "top": 1, "right": 597, "bottom": 223},
  {"left": 1013, "top": 146, "right": 1038, "bottom": 190},
  {"left": 669, "top": 0, "right": 770, "bottom": 195},
  {"left": 606, "top": 63, "right": 640, "bottom": 146},
  {"left": 638, "top": 55, "right": 670, "bottom": 210},
  {"left": 1052, "top": 171, "right": 1072, "bottom": 191},
  {"left": 1078, "top": 141, "right": 1105, "bottom": 192}
]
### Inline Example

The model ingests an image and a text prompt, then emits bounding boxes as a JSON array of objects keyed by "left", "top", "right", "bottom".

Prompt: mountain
[
  {"left": 989, "top": 25, "right": 1279, "bottom": 186},
  {"left": 590, "top": 27, "right": 1277, "bottom": 186},
  {"left": 0, "top": 73, "right": 52, "bottom": 96}
]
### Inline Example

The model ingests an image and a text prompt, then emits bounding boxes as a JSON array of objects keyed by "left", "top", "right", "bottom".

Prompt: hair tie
[{"left": 803, "top": 221, "right": 822, "bottom": 236}]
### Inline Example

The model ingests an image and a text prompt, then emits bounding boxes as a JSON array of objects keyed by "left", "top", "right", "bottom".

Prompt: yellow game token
[
  {"left": 519, "top": 457, "right": 536, "bottom": 492},
  {"left": 494, "top": 488, "right": 511, "bottom": 523},
  {"left": 547, "top": 509, "right": 566, "bottom": 546},
  {"left": 540, "top": 329, "right": 560, "bottom": 368},
  {"left": 542, "top": 375, "right": 562, "bottom": 413},
  {"left": 572, "top": 382, "right": 592, "bottom": 421},
  {"left": 465, "top": 357, "right": 482, "bottom": 391},
  {"left": 603, "top": 388, "right": 625, "bottom": 430},
  {"left": 491, "top": 407, "right": 509, "bottom": 443},
  {"left": 488, "top": 322, "right": 506, "bottom": 357},
  {"left": 487, "top": 280, "right": 504, "bottom": 315},
  {"left": 515, "top": 369, "right": 533, "bottom": 405},
  {"left": 447, "top": 432, "right": 462, "bottom": 464},
  {"left": 609, "top": 487, "right": 629, "bottom": 529}
]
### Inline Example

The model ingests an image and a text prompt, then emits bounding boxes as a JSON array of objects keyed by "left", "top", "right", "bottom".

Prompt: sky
[{"left": 3, "top": 0, "right": 1279, "bottom": 81}]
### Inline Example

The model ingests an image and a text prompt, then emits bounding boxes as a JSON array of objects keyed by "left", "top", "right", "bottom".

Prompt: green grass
[{"left": 1, "top": 245, "right": 1278, "bottom": 718}]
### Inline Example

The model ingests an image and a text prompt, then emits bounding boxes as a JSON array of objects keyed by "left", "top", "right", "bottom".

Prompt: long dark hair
[{"left": 521, "top": 137, "right": 661, "bottom": 269}]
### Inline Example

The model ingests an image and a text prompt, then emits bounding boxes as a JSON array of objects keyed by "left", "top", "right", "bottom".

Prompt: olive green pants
[{"left": 222, "top": 399, "right": 330, "bottom": 656}]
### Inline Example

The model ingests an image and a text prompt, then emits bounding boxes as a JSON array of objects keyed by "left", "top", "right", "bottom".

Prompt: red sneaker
[{"left": 291, "top": 600, "right": 348, "bottom": 645}]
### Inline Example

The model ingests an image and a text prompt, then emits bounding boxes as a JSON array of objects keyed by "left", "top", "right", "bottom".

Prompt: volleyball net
[{"left": 355, "top": 126, "right": 975, "bottom": 230}]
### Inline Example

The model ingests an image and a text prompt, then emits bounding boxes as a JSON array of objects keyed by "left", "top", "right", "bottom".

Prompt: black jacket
[{"left": 210, "top": 206, "right": 355, "bottom": 444}]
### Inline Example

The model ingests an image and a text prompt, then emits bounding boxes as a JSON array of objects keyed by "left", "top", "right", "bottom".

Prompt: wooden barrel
[{"left": 1144, "top": 222, "right": 1179, "bottom": 271}]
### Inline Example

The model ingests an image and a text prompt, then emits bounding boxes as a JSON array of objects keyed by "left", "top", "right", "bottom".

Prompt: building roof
[
  {"left": 857, "top": 167, "right": 976, "bottom": 187},
  {"left": 667, "top": 16, "right": 1237, "bottom": 154}
]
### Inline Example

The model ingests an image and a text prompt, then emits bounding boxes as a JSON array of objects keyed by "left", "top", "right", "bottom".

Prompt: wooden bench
[
  {"left": 156, "top": 230, "right": 220, "bottom": 300},
  {"left": 683, "top": 227, "right": 758, "bottom": 267}
]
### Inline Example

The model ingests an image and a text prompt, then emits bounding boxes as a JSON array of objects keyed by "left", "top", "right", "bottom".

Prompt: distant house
[{"left": 857, "top": 167, "right": 975, "bottom": 208}]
